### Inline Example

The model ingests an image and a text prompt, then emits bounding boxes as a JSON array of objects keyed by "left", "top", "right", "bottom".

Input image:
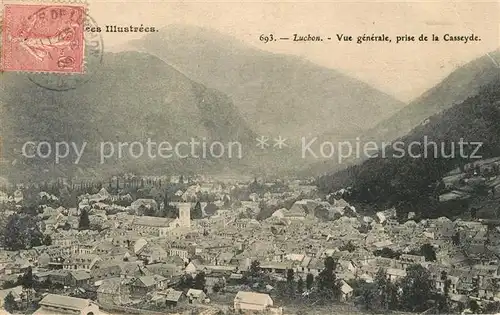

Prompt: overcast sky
[{"left": 89, "top": 0, "right": 499, "bottom": 102}]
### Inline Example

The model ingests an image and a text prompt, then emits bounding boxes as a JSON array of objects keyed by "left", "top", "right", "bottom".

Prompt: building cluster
[{"left": 0, "top": 176, "right": 498, "bottom": 314}]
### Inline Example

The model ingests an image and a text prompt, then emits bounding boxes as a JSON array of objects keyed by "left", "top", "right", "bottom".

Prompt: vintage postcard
[{"left": 0, "top": 0, "right": 499, "bottom": 314}]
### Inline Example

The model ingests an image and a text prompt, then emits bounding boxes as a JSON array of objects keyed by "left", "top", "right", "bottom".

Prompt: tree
[
  {"left": 374, "top": 268, "right": 399, "bottom": 311},
  {"left": 3, "top": 214, "right": 24, "bottom": 250},
  {"left": 286, "top": 269, "right": 295, "bottom": 295},
  {"left": 297, "top": 277, "right": 304, "bottom": 294},
  {"left": 20, "top": 266, "right": 33, "bottom": 309},
  {"left": 162, "top": 193, "right": 170, "bottom": 213},
  {"left": 180, "top": 273, "right": 194, "bottom": 289},
  {"left": 3, "top": 214, "right": 43, "bottom": 250},
  {"left": 286, "top": 269, "right": 295, "bottom": 283},
  {"left": 469, "top": 300, "right": 480, "bottom": 314},
  {"left": 162, "top": 193, "right": 179, "bottom": 219},
  {"left": 471, "top": 207, "right": 478, "bottom": 219},
  {"left": 159, "top": 193, "right": 178, "bottom": 218},
  {"left": 43, "top": 234, "right": 52, "bottom": 246},
  {"left": 373, "top": 247, "right": 401, "bottom": 259},
  {"left": 2, "top": 281, "right": 17, "bottom": 289},
  {"left": 437, "top": 271, "right": 451, "bottom": 313},
  {"left": 340, "top": 241, "right": 356, "bottom": 253},
  {"left": 250, "top": 260, "right": 261, "bottom": 278},
  {"left": 194, "top": 271, "right": 206, "bottom": 290},
  {"left": 452, "top": 232, "right": 460, "bottom": 246},
  {"left": 223, "top": 195, "right": 231, "bottom": 208},
  {"left": 4, "top": 292, "right": 16, "bottom": 313},
  {"left": 316, "top": 257, "right": 341, "bottom": 301},
  {"left": 204, "top": 202, "right": 218, "bottom": 216},
  {"left": 483, "top": 301, "right": 500, "bottom": 313},
  {"left": 314, "top": 205, "right": 331, "bottom": 221},
  {"left": 249, "top": 178, "right": 261, "bottom": 194},
  {"left": 191, "top": 201, "right": 203, "bottom": 219},
  {"left": 358, "top": 282, "right": 381, "bottom": 312},
  {"left": 20, "top": 266, "right": 33, "bottom": 289},
  {"left": 420, "top": 243, "right": 437, "bottom": 262},
  {"left": 212, "top": 283, "right": 222, "bottom": 293},
  {"left": 62, "top": 222, "right": 72, "bottom": 230},
  {"left": 306, "top": 273, "right": 314, "bottom": 291},
  {"left": 400, "top": 264, "right": 433, "bottom": 312},
  {"left": 78, "top": 209, "right": 90, "bottom": 230}
]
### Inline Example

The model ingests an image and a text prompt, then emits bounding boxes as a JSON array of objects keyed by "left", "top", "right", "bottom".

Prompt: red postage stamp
[{"left": 1, "top": 4, "right": 86, "bottom": 73}]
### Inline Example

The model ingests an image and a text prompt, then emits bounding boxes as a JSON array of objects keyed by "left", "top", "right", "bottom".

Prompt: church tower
[{"left": 178, "top": 202, "right": 191, "bottom": 228}]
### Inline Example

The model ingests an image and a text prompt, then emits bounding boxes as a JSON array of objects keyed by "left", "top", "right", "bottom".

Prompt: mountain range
[
  {"left": 317, "top": 71, "right": 500, "bottom": 219},
  {"left": 2, "top": 24, "right": 499, "bottom": 183},
  {"left": 125, "top": 24, "right": 406, "bottom": 139},
  {"left": 363, "top": 50, "right": 500, "bottom": 143},
  {"left": 1, "top": 52, "right": 258, "bottom": 182},
  {"left": 305, "top": 49, "right": 500, "bottom": 176}
]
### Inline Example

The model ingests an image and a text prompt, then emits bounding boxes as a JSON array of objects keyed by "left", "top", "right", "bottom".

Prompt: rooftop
[{"left": 39, "top": 294, "right": 93, "bottom": 311}]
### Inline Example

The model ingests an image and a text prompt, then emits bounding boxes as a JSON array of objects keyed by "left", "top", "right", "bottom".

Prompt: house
[
  {"left": 169, "top": 247, "right": 190, "bottom": 260},
  {"left": 129, "top": 275, "right": 167, "bottom": 297},
  {"left": 449, "top": 294, "right": 469, "bottom": 310},
  {"left": 227, "top": 273, "right": 245, "bottom": 285},
  {"left": 376, "top": 212, "right": 387, "bottom": 224},
  {"left": 164, "top": 288, "right": 183, "bottom": 307},
  {"left": 13, "top": 189, "right": 23, "bottom": 203},
  {"left": 33, "top": 294, "right": 100, "bottom": 315},
  {"left": 0, "top": 191, "right": 11, "bottom": 203},
  {"left": 185, "top": 260, "right": 204, "bottom": 275},
  {"left": 478, "top": 277, "right": 499, "bottom": 300},
  {"left": 340, "top": 280, "right": 354, "bottom": 301},
  {"left": 130, "top": 199, "right": 158, "bottom": 215},
  {"left": 137, "top": 244, "right": 169, "bottom": 264},
  {"left": 398, "top": 254, "right": 425, "bottom": 269},
  {"left": 234, "top": 291, "right": 273, "bottom": 312},
  {"left": 80, "top": 188, "right": 111, "bottom": 204},
  {"left": 145, "top": 263, "right": 183, "bottom": 278},
  {"left": 130, "top": 216, "right": 174, "bottom": 236},
  {"left": 96, "top": 278, "right": 130, "bottom": 306},
  {"left": 260, "top": 262, "right": 291, "bottom": 275},
  {"left": 63, "top": 254, "right": 100, "bottom": 271},
  {"left": 91, "top": 262, "right": 121, "bottom": 281},
  {"left": 187, "top": 288, "right": 206, "bottom": 303},
  {"left": 284, "top": 201, "right": 308, "bottom": 220},
  {"left": 111, "top": 233, "right": 141, "bottom": 248},
  {"left": 216, "top": 252, "right": 235, "bottom": 266},
  {"left": 337, "top": 259, "right": 357, "bottom": 274},
  {"left": 120, "top": 263, "right": 150, "bottom": 279},
  {"left": 432, "top": 217, "right": 456, "bottom": 240},
  {"left": 456, "top": 274, "right": 478, "bottom": 296},
  {"left": 69, "top": 270, "right": 91, "bottom": 287},
  {"left": 92, "top": 261, "right": 148, "bottom": 282},
  {"left": 386, "top": 268, "right": 407, "bottom": 282},
  {"left": 303, "top": 257, "right": 324, "bottom": 276}
]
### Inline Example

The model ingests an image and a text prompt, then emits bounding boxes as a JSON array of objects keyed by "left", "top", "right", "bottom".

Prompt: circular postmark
[{"left": 26, "top": 6, "right": 104, "bottom": 91}]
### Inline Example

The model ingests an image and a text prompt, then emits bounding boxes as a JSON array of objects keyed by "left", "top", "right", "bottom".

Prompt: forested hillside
[{"left": 318, "top": 77, "right": 500, "bottom": 219}]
